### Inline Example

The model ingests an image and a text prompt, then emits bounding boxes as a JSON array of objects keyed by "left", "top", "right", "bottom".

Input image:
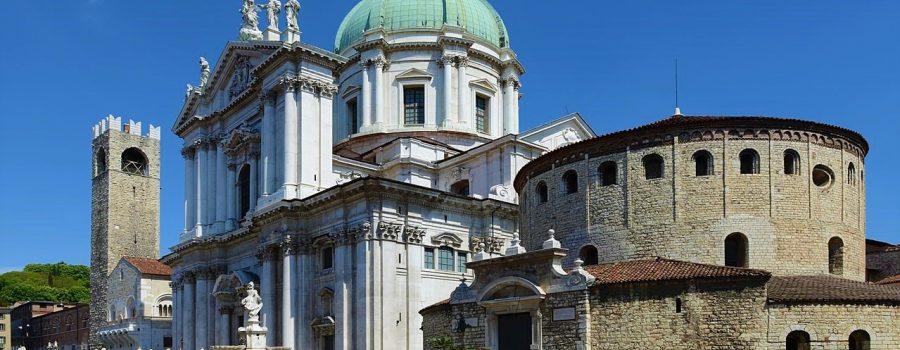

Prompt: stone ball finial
[
  {"left": 542, "top": 228, "right": 561, "bottom": 249},
  {"left": 548, "top": 229, "right": 555, "bottom": 239},
  {"left": 574, "top": 259, "right": 585, "bottom": 270}
]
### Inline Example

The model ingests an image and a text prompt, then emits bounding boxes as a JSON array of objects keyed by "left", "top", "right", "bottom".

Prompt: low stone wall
[
  {"left": 765, "top": 303, "right": 900, "bottom": 350},
  {"left": 590, "top": 279, "right": 768, "bottom": 350}
]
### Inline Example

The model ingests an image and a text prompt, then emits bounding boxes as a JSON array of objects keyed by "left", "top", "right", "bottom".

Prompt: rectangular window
[
  {"left": 322, "top": 247, "right": 334, "bottom": 270},
  {"left": 0, "top": 324, "right": 4, "bottom": 331},
  {"left": 424, "top": 248, "right": 435, "bottom": 269},
  {"left": 347, "top": 98, "right": 359, "bottom": 134},
  {"left": 438, "top": 247, "right": 455, "bottom": 271},
  {"left": 475, "top": 95, "right": 488, "bottom": 133},
  {"left": 404, "top": 86, "right": 425, "bottom": 125},
  {"left": 457, "top": 252, "right": 467, "bottom": 272}
]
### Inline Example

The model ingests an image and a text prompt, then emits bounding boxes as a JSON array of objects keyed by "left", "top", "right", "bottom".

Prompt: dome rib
[{"left": 335, "top": 0, "right": 509, "bottom": 53}]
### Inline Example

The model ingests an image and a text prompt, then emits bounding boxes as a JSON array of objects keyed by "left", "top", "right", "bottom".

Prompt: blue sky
[{"left": 0, "top": 1, "right": 898, "bottom": 270}]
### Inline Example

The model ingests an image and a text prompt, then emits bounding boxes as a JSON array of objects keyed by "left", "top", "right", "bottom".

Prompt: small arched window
[
  {"left": 579, "top": 245, "right": 599, "bottom": 265},
  {"left": 599, "top": 161, "right": 617, "bottom": 186},
  {"left": 95, "top": 148, "right": 107, "bottom": 176},
  {"left": 126, "top": 298, "right": 136, "bottom": 319},
  {"left": 693, "top": 150, "right": 714, "bottom": 176},
  {"left": 643, "top": 154, "right": 664, "bottom": 180},
  {"left": 121, "top": 147, "right": 149, "bottom": 176},
  {"left": 848, "top": 163, "right": 856, "bottom": 186},
  {"left": 786, "top": 330, "right": 811, "bottom": 350},
  {"left": 321, "top": 246, "right": 334, "bottom": 270},
  {"left": 450, "top": 180, "right": 470, "bottom": 196},
  {"left": 536, "top": 181, "right": 548, "bottom": 204},
  {"left": 238, "top": 164, "right": 251, "bottom": 218},
  {"left": 828, "top": 237, "right": 844, "bottom": 275},
  {"left": 739, "top": 149, "right": 760, "bottom": 174},
  {"left": 562, "top": 170, "right": 578, "bottom": 194},
  {"left": 849, "top": 330, "right": 870, "bottom": 350},
  {"left": 724, "top": 232, "right": 748, "bottom": 268},
  {"left": 320, "top": 289, "right": 335, "bottom": 317},
  {"left": 784, "top": 149, "right": 800, "bottom": 175}
]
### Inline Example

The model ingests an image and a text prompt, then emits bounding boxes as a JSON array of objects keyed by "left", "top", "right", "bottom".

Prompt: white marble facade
[{"left": 166, "top": 1, "right": 594, "bottom": 349}]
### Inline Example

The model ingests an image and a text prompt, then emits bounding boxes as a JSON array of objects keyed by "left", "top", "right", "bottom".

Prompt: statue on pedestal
[
  {"left": 239, "top": 0, "right": 263, "bottom": 41},
  {"left": 262, "top": 0, "right": 281, "bottom": 31},
  {"left": 241, "top": 281, "right": 263, "bottom": 323},
  {"left": 285, "top": 0, "right": 300, "bottom": 31},
  {"left": 199, "top": 57, "right": 210, "bottom": 89},
  {"left": 239, "top": 282, "right": 268, "bottom": 350}
]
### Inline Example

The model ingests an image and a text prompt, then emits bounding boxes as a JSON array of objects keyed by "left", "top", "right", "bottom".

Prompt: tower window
[
  {"left": 599, "top": 161, "right": 617, "bottom": 186},
  {"left": 403, "top": 86, "right": 425, "bottom": 125},
  {"left": 95, "top": 148, "right": 107, "bottom": 176},
  {"left": 536, "top": 181, "right": 548, "bottom": 203},
  {"left": 238, "top": 165, "right": 251, "bottom": 217},
  {"left": 739, "top": 149, "right": 760, "bottom": 174},
  {"left": 812, "top": 164, "right": 835, "bottom": 188},
  {"left": 347, "top": 98, "right": 359, "bottom": 134},
  {"left": 579, "top": 245, "right": 599, "bottom": 265},
  {"left": 784, "top": 149, "right": 800, "bottom": 175},
  {"left": 693, "top": 150, "right": 714, "bottom": 176},
  {"left": 643, "top": 154, "right": 664, "bottom": 179},
  {"left": 121, "top": 148, "right": 148, "bottom": 176},
  {"left": 562, "top": 170, "right": 578, "bottom": 194},
  {"left": 724, "top": 232, "right": 748, "bottom": 268},
  {"left": 450, "top": 180, "right": 470, "bottom": 196},
  {"left": 828, "top": 237, "right": 844, "bottom": 275},
  {"left": 475, "top": 95, "right": 489, "bottom": 133},
  {"left": 847, "top": 163, "right": 856, "bottom": 185}
]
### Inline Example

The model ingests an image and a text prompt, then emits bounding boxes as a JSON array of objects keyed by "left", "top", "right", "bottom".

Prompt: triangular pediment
[
  {"left": 519, "top": 112, "right": 597, "bottom": 150},
  {"left": 469, "top": 78, "right": 497, "bottom": 92},
  {"left": 396, "top": 68, "right": 433, "bottom": 80}
]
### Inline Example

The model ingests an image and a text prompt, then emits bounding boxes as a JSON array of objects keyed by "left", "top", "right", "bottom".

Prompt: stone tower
[{"left": 89, "top": 115, "right": 161, "bottom": 345}]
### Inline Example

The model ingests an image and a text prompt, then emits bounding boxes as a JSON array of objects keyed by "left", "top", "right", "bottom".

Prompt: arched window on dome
[
  {"left": 562, "top": 170, "right": 578, "bottom": 194},
  {"left": 238, "top": 164, "right": 251, "bottom": 218},
  {"left": 347, "top": 98, "right": 359, "bottom": 134},
  {"left": 849, "top": 330, "right": 871, "bottom": 350},
  {"left": 786, "top": 330, "right": 811, "bottom": 350},
  {"left": 848, "top": 163, "right": 857, "bottom": 186},
  {"left": 599, "top": 161, "right": 617, "bottom": 186},
  {"left": 579, "top": 245, "right": 599, "bottom": 266},
  {"left": 739, "top": 149, "right": 760, "bottom": 174},
  {"left": 784, "top": 149, "right": 801, "bottom": 175},
  {"left": 693, "top": 150, "right": 714, "bottom": 176},
  {"left": 536, "top": 181, "right": 548, "bottom": 204},
  {"left": 828, "top": 237, "right": 844, "bottom": 275},
  {"left": 95, "top": 148, "right": 107, "bottom": 177},
  {"left": 450, "top": 180, "right": 470, "bottom": 196},
  {"left": 643, "top": 154, "right": 664, "bottom": 180},
  {"left": 121, "top": 147, "right": 149, "bottom": 176},
  {"left": 724, "top": 232, "right": 748, "bottom": 268},
  {"left": 403, "top": 86, "right": 425, "bottom": 125}
]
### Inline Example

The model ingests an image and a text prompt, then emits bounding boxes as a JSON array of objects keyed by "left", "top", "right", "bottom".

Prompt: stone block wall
[
  {"left": 765, "top": 303, "right": 900, "bottom": 349},
  {"left": 590, "top": 279, "right": 768, "bottom": 350},
  {"left": 519, "top": 126, "right": 867, "bottom": 280}
]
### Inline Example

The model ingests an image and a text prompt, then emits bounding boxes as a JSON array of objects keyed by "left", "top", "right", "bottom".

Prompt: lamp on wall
[{"left": 453, "top": 314, "right": 468, "bottom": 333}]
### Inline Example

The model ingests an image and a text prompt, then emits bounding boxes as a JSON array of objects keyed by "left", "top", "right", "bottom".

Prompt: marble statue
[
  {"left": 242, "top": 281, "right": 263, "bottom": 322},
  {"left": 199, "top": 57, "right": 210, "bottom": 89},
  {"left": 239, "top": 0, "right": 263, "bottom": 40},
  {"left": 262, "top": 0, "right": 281, "bottom": 30},
  {"left": 285, "top": 0, "right": 300, "bottom": 31}
]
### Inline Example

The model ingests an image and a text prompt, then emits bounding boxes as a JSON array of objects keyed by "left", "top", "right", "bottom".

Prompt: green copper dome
[{"left": 335, "top": 0, "right": 510, "bottom": 53}]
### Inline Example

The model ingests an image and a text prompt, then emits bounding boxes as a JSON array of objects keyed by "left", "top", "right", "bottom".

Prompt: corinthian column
[
  {"left": 195, "top": 141, "right": 208, "bottom": 237},
  {"left": 360, "top": 61, "right": 372, "bottom": 129},
  {"left": 261, "top": 92, "right": 276, "bottom": 198},
  {"left": 457, "top": 56, "right": 470, "bottom": 127},
  {"left": 207, "top": 140, "right": 218, "bottom": 232},
  {"left": 373, "top": 56, "right": 386, "bottom": 126},
  {"left": 225, "top": 163, "right": 237, "bottom": 230},
  {"left": 283, "top": 79, "right": 299, "bottom": 199},
  {"left": 215, "top": 142, "right": 227, "bottom": 232},
  {"left": 182, "top": 147, "right": 196, "bottom": 233},
  {"left": 281, "top": 236, "right": 297, "bottom": 347},
  {"left": 182, "top": 273, "right": 196, "bottom": 350},
  {"left": 502, "top": 78, "right": 515, "bottom": 135},
  {"left": 258, "top": 246, "right": 276, "bottom": 347},
  {"left": 195, "top": 269, "right": 211, "bottom": 350},
  {"left": 442, "top": 55, "right": 453, "bottom": 127}
]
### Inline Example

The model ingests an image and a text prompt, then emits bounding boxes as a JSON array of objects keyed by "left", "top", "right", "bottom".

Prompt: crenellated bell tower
[{"left": 89, "top": 115, "right": 162, "bottom": 345}]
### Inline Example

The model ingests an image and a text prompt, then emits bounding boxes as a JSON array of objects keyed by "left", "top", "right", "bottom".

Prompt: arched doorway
[
  {"left": 849, "top": 330, "right": 870, "bottom": 350},
  {"left": 786, "top": 330, "right": 811, "bottom": 350},
  {"left": 477, "top": 277, "right": 546, "bottom": 350}
]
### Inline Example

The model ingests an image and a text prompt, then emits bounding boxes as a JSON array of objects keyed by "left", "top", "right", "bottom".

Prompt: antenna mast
[{"left": 674, "top": 58, "right": 682, "bottom": 116}]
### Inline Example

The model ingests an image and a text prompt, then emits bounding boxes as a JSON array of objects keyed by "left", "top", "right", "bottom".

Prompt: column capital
[
  {"left": 279, "top": 76, "right": 298, "bottom": 92},
  {"left": 182, "top": 271, "right": 196, "bottom": 284},
  {"left": 281, "top": 235, "right": 298, "bottom": 256},
  {"left": 181, "top": 145, "right": 196, "bottom": 158},
  {"left": 256, "top": 245, "right": 278, "bottom": 263},
  {"left": 455, "top": 56, "right": 469, "bottom": 67}
]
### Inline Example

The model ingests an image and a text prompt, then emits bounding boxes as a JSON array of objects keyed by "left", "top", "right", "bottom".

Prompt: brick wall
[{"left": 765, "top": 303, "right": 900, "bottom": 349}]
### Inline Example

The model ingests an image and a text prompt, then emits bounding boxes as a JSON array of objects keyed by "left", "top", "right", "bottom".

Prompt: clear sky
[{"left": 0, "top": 1, "right": 898, "bottom": 271}]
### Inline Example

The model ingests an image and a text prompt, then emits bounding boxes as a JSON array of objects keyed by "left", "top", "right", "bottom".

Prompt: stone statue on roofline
[
  {"left": 199, "top": 57, "right": 210, "bottom": 89},
  {"left": 239, "top": 0, "right": 263, "bottom": 41},
  {"left": 262, "top": 0, "right": 281, "bottom": 31},
  {"left": 285, "top": 0, "right": 300, "bottom": 31}
]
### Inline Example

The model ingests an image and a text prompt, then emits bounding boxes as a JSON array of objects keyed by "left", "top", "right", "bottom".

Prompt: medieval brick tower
[{"left": 89, "top": 115, "right": 161, "bottom": 344}]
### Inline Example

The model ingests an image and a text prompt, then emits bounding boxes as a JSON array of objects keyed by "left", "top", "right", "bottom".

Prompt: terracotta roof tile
[
  {"left": 768, "top": 275, "right": 900, "bottom": 303},
  {"left": 123, "top": 257, "right": 172, "bottom": 277},
  {"left": 419, "top": 298, "right": 450, "bottom": 315},
  {"left": 582, "top": 258, "right": 770, "bottom": 285},
  {"left": 876, "top": 274, "right": 900, "bottom": 286}
]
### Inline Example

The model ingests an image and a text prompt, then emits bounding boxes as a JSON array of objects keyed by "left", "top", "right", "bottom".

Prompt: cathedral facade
[{"left": 164, "top": 1, "right": 592, "bottom": 349}]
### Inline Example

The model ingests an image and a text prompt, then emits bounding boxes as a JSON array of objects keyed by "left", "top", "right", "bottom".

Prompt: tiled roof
[
  {"left": 582, "top": 258, "right": 770, "bottom": 285},
  {"left": 419, "top": 298, "right": 450, "bottom": 315},
  {"left": 768, "top": 275, "right": 900, "bottom": 303},
  {"left": 123, "top": 257, "right": 172, "bottom": 277},
  {"left": 876, "top": 274, "right": 900, "bottom": 286}
]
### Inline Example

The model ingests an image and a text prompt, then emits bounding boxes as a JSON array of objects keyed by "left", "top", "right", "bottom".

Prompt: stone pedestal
[
  {"left": 281, "top": 28, "right": 300, "bottom": 43},
  {"left": 238, "top": 321, "right": 268, "bottom": 350},
  {"left": 239, "top": 27, "right": 263, "bottom": 41},
  {"left": 263, "top": 28, "right": 281, "bottom": 41}
]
